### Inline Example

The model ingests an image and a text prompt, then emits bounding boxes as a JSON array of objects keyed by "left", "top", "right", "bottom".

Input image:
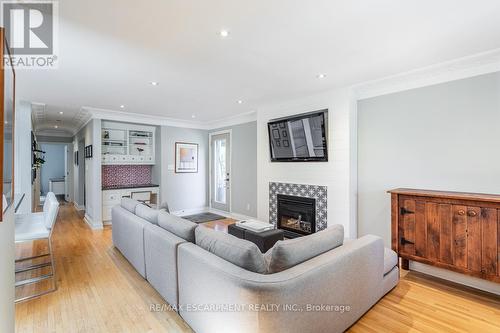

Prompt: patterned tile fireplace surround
[{"left": 269, "top": 182, "right": 328, "bottom": 231}]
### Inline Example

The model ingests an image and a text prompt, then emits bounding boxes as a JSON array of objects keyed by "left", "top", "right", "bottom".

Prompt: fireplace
[{"left": 277, "top": 194, "right": 316, "bottom": 238}]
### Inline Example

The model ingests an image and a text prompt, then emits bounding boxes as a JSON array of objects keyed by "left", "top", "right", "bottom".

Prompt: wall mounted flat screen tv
[{"left": 268, "top": 109, "right": 328, "bottom": 162}]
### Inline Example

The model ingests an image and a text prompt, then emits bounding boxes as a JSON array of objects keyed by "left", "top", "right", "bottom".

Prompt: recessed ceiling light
[
  {"left": 54, "top": 125, "right": 58, "bottom": 129},
  {"left": 317, "top": 73, "right": 326, "bottom": 79},
  {"left": 59, "top": 111, "right": 64, "bottom": 115},
  {"left": 150, "top": 81, "right": 159, "bottom": 86},
  {"left": 120, "top": 105, "right": 125, "bottom": 109},
  {"left": 237, "top": 100, "right": 243, "bottom": 104},
  {"left": 220, "top": 30, "right": 229, "bottom": 37},
  {"left": 191, "top": 114, "right": 196, "bottom": 119}
]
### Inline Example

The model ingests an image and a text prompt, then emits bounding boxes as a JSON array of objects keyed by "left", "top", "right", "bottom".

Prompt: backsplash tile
[{"left": 102, "top": 165, "right": 152, "bottom": 187}]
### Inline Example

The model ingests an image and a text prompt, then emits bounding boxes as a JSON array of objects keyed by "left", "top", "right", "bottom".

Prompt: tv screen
[{"left": 268, "top": 110, "right": 328, "bottom": 162}]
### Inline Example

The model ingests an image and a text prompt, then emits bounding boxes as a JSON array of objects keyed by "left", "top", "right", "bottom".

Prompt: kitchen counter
[{"left": 102, "top": 183, "right": 159, "bottom": 190}]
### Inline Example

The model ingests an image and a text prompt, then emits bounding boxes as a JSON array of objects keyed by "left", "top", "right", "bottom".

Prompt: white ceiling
[
  {"left": 31, "top": 103, "right": 90, "bottom": 137},
  {"left": 18, "top": 0, "right": 500, "bottom": 129}
]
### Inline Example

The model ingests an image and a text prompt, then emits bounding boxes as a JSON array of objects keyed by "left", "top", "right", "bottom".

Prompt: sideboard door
[
  {"left": 452, "top": 205, "right": 468, "bottom": 269},
  {"left": 398, "top": 199, "right": 416, "bottom": 256},
  {"left": 480, "top": 208, "right": 498, "bottom": 277}
]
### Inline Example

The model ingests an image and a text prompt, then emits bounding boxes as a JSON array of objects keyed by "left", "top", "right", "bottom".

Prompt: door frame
[{"left": 208, "top": 129, "right": 232, "bottom": 212}]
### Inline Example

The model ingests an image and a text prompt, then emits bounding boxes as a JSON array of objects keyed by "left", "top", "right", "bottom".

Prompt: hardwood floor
[{"left": 15, "top": 203, "right": 500, "bottom": 332}]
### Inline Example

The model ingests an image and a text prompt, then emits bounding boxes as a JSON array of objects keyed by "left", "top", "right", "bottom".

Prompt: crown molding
[
  {"left": 353, "top": 48, "right": 500, "bottom": 100},
  {"left": 83, "top": 106, "right": 256, "bottom": 130},
  {"left": 205, "top": 111, "right": 256, "bottom": 130},
  {"left": 85, "top": 106, "right": 208, "bottom": 129},
  {"left": 34, "top": 129, "right": 74, "bottom": 138}
]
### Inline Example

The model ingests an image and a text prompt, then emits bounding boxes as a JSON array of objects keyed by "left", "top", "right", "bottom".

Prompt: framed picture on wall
[
  {"left": 175, "top": 142, "right": 198, "bottom": 173},
  {"left": 84, "top": 145, "right": 93, "bottom": 159}
]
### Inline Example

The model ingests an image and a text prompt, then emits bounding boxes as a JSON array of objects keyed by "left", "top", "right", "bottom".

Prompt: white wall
[
  {"left": 256, "top": 88, "right": 356, "bottom": 237},
  {"left": 74, "top": 119, "right": 102, "bottom": 228},
  {"left": 14, "top": 102, "right": 33, "bottom": 214},
  {"left": 0, "top": 206, "right": 15, "bottom": 333},
  {"left": 159, "top": 126, "right": 208, "bottom": 213},
  {"left": 357, "top": 72, "right": 500, "bottom": 294}
]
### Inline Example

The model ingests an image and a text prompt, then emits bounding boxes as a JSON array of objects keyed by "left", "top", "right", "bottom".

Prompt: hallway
[{"left": 15, "top": 202, "right": 192, "bottom": 333}]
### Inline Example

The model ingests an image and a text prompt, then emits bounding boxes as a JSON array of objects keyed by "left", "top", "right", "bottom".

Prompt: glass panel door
[{"left": 211, "top": 132, "right": 230, "bottom": 212}]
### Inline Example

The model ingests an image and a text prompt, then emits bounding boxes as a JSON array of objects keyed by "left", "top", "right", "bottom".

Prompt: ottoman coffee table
[{"left": 228, "top": 223, "right": 284, "bottom": 253}]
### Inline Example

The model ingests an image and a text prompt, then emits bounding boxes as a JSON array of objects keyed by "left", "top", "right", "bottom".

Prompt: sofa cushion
[
  {"left": 121, "top": 198, "right": 141, "bottom": 214},
  {"left": 384, "top": 247, "right": 398, "bottom": 276},
  {"left": 135, "top": 204, "right": 159, "bottom": 224},
  {"left": 265, "top": 224, "right": 344, "bottom": 273},
  {"left": 195, "top": 227, "right": 267, "bottom": 274},
  {"left": 158, "top": 211, "right": 197, "bottom": 242}
]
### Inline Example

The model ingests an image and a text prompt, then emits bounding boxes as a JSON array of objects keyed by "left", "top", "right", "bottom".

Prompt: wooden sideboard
[{"left": 389, "top": 188, "right": 500, "bottom": 283}]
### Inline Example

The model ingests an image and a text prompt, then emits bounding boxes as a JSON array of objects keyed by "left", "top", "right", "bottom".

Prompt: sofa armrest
[
  {"left": 178, "top": 235, "right": 385, "bottom": 333},
  {"left": 111, "top": 205, "right": 149, "bottom": 277},
  {"left": 144, "top": 223, "right": 186, "bottom": 307}
]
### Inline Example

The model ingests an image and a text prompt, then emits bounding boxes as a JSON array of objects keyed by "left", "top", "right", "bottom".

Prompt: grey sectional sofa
[{"left": 112, "top": 198, "right": 399, "bottom": 333}]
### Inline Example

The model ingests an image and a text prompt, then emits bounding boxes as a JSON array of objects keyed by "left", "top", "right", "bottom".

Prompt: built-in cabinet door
[{"left": 399, "top": 199, "right": 499, "bottom": 278}]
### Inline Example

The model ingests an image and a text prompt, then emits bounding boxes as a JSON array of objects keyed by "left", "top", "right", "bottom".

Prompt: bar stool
[{"left": 14, "top": 192, "right": 59, "bottom": 302}]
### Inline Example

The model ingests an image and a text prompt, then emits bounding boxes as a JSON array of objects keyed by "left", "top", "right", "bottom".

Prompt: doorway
[
  {"left": 39, "top": 143, "right": 68, "bottom": 201},
  {"left": 210, "top": 131, "right": 231, "bottom": 212}
]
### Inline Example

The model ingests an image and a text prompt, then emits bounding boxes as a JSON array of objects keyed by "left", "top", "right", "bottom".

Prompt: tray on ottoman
[{"left": 228, "top": 223, "right": 284, "bottom": 253}]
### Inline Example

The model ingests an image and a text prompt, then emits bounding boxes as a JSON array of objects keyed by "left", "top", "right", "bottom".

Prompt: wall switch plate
[
  {"left": 167, "top": 164, "right": 174, "bottom": 171},
  {"left": 246, "top": 203, "right": 251, "bottom": 211}
]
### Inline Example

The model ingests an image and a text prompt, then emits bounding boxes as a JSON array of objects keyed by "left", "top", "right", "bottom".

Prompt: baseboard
[
  {"left": 208, "top": 207, "right": 257, "bottom": 222},
  {"left": 73, "top": 201, "right": 85, "bottom": 211},
  {"left": 410, "top": 261, "right": 500, "bottom": 296},
  {"left": 84, "top": 214, "right": 103, "bottom": 230},
  {"left": 172, "top": 206, "right": 258, "bottom": 222},
  {"left": 172, "top": 206, "right": 209, "bottom": 217}
]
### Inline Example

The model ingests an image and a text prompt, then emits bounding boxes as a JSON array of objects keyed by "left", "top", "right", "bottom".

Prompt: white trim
[
  {"left": 86, "top": 107, "right": 205, "bottom": 129},
  {"left": 207, "top": 207, "right": 256, "bottom": 222},
  {"left": 410, "top": 262, "right": 500, "bottom": 296},
  {"left": 84, "top": 107, "right": 256, "bottom": 130},
  {"left": 205, "top": 111, "right": 257, "bottom": 129},
  {"left": 353, "top": 48, "right": 500, "bottom": 100},
  {"left": 171, "top": 206, "right": 208, "bottom": 217},
  {"left": 72, "top": 201, "right": 85, "bottom": 211},
  {"left": 208, "top": 129, "right": 232, "bottom": 213},
  {"left": 84, "top": 214, "right": 103, "bottom": 230},
  {"left": 72, "top": 110, "right": 93, "bottom": 136},
  {"left": 170, "top": 206, "right": 256, "bottom": 222}
]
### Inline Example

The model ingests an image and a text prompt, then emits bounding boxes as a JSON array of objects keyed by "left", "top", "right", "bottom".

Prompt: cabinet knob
[
  {"left": 467, "top": 210, "right": 477, "bottom": 217},
  {"left": 458, "top": 210, "right": 465, "bottom": 216}
]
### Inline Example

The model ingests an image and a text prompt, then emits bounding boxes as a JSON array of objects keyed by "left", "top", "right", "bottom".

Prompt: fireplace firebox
[{"left": 277, "top": 194, "right": 316, "bottom": 238}]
